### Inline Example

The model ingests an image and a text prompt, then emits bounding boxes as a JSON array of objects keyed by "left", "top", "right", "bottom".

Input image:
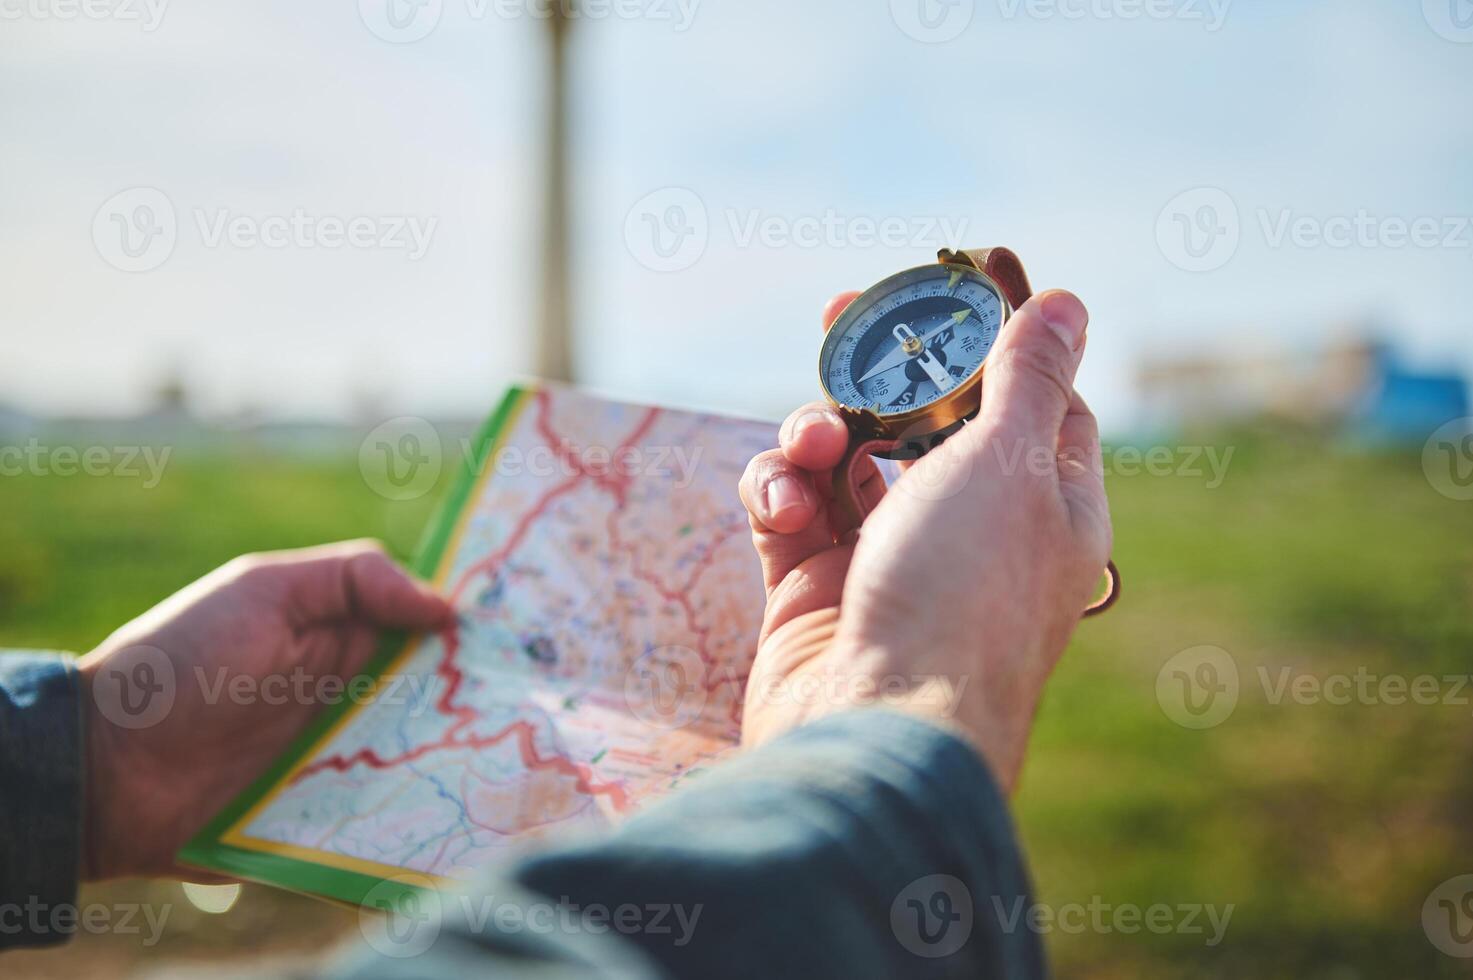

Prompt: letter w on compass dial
[{"left": 821, "top": 265, "right": 1004, "bottom": 417}]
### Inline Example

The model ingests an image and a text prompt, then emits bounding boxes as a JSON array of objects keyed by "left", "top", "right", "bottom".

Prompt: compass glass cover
[{"left": 820, "top": 264, "right": 1004, "bottom": 418}]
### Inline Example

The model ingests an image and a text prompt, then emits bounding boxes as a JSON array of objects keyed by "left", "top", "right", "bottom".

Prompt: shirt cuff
[{"left": 0, "top": 651, "right": 84, "bottom": 949}]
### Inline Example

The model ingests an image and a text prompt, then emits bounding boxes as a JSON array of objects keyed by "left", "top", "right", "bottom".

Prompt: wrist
[
  {"left": 78, "top": 659, "right": 140, "bottom": 880},
  {"left": 746, "top": 615, "right": 1040, "bottom": 793},
  {"left": 827, "top": 634, "right": 1038, "bottom": 794}
]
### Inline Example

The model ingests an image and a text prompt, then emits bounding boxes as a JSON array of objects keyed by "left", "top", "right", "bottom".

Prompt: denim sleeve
[
  {"left": 0, "top": 652, "right": 84, "bottom": 950},
  {"left": 333, "top": 709, "right": 1045, "bottom": 980}
]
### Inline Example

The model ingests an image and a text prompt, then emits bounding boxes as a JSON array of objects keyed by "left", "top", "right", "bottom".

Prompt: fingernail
[
  {"left": 791, "top": 411, "right": 832, "bottom": 438},
  {"left": 1040, "top": 291, "right": 1088, "bottom": 352},
  {"left": 765, "top": 475, "right": 806, "bottom": 518}
]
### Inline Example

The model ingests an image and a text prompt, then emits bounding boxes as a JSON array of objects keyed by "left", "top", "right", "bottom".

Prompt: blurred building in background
[{"left": 1136, "top": 336, "right": 1469, "bottom": 441}]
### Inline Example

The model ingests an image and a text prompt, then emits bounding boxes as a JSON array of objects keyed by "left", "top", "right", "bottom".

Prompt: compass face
[{"left": 820, "top": 263, "right": 1006, "bottom": 418}]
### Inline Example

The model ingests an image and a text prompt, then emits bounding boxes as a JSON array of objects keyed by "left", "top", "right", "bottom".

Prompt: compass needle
[
  {"left": 916, "top": 350, "right": 954, "bottom": 390},
  {"left": 819, "top": 256, "right": 1010, "bottom": 485},
  {"left": 822, "top": 263, "right": 1004, "bottom": 421}
]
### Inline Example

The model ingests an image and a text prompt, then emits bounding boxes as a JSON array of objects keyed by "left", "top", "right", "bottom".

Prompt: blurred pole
[{"left": 536, "top": 1, "right": 574, "bottom": 382}]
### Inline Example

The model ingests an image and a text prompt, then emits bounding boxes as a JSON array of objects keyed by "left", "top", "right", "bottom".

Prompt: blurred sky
[{"left": 2, "top": 0, "right": 1471, "bottom": 434}]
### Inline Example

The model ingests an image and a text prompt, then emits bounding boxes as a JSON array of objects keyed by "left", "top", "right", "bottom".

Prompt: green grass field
[{"left": 1, "top": 429, "right": 1470, "bottom": 978}]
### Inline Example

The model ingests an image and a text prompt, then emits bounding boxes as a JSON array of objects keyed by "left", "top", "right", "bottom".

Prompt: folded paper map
[{"left": 180, "top": 384, "right": 777, "bottom": 905}]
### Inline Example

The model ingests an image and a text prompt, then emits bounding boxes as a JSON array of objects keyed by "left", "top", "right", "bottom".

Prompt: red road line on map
[
  {"left": 291, "top": 389, "right": 667, "bottom": 809},
  {"left": 294, "top": 715, "right": 629, "bottom": 810},
  {"left": 607, "top": 513, "right": 741, "bottom": 686}
]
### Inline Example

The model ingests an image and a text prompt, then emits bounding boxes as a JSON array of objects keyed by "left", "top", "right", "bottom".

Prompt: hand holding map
[{"left": 181, "top": 385, "right": 777, "bottom": 904}]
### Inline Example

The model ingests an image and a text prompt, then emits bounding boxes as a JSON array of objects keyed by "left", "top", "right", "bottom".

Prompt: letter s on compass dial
[{"left": 819, "top": 262, "right": 1008, "bottom": 452}]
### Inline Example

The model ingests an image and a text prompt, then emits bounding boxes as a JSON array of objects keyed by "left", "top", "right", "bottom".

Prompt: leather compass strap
[
  {"left": 832, "top": 246, "right": 1122, "bottom": 618},
  {"left": 937, "top": 246, "right": 1034, "bottom": 311}
]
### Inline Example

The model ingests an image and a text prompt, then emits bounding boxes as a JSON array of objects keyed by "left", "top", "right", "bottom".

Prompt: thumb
[
  {"left": 978, "top": 289, "right": 1089, "bottom": 445},
  {"left": 260, "top": 540, "right": 453, "bottom": 630}
]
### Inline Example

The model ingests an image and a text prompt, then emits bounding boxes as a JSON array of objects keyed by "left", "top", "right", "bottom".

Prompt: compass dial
[{"left": 820, "top": 263, "right": 1005, "bottom": 418}]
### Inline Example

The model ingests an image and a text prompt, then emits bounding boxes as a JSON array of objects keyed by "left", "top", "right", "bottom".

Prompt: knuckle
[
  {"left": 222, "top": 553, "right": 262, "bottom": 575},
  {"left": 335, "top": 538, "right": 387, "bottom": 562},
  {"left": 740, "top": 454, "right": 769, "bottom": 495},
  {"left": 220, "top": 553, "right": 269, "bottom": 585},
  {"left": 348, "top": 547, "right": 393, "bottom": 576},
  {"left": 999, "top": 343, "right": 1073, "bottom": 408},
  {"left": 752, "top": 449, "right": 788, "bottom": 480}
]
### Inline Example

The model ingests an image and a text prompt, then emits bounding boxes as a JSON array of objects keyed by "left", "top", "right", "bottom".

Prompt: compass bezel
[{"left": 818, "top": 260, "right": 1014, "bottom": 441}]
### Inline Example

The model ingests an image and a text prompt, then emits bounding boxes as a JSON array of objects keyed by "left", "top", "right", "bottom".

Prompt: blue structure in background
[{"left": 1351, "top": 343, "right": 1471, "bottom": 443}]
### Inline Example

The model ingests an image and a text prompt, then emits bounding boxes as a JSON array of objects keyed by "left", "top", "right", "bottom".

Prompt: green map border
[{"left": 177, "top": 384, "right": 531, "bottom": 908}]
